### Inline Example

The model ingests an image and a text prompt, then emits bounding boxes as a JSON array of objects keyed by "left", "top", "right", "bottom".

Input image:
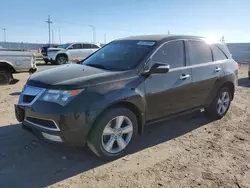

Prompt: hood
[
  {"left": 47, "top": 47, "right": 63, "bottom": 52},
  {"left": 27, "top": 64, "right": 130, "bottom": 89}
]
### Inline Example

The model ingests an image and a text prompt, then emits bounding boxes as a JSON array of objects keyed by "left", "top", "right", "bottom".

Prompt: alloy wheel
[
  {"left": 57, "top": 56, "right": 67, "bottom": 64},
  {"left": 101, "top": 116, "right": 133, "bottom": 154},
  {"left": 216, "top": 91, "right": 230, "bottom": 115}
]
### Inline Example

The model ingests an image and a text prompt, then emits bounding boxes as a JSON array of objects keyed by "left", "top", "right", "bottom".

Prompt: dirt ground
[{"left": 0, "top": 63, "right": 250, "bottom": 188}]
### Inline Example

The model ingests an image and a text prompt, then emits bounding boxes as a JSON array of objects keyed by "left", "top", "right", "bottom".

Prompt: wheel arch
[
  {"left": 55, "top": 53, "right": 68, "bottom": 61},
  {"left": 89, "top": 100, "right": 145, "bottom": 137},
  {"left": 219, "top": 81, "right": 235, "bottom": 100},
  {"left": 0, "top": 61, "right": 16, "bottom": 73}
]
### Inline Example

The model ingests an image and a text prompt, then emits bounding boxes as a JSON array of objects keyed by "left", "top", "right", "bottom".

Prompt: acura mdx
[{"left": 15, "top": 35, "right": 238, "bottom": 159}]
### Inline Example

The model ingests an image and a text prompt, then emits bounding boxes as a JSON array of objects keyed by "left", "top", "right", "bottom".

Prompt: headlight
[{"left": 40, "top": 89, "right": 83, "bottom": 106}]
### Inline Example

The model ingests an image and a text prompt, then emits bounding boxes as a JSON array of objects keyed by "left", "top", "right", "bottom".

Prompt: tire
[
  {"left": 205, "top": 87, "right": 232, "bottom": 119},
  {"left": 56, "top": 55, "right": 68, "bottom": 65},
  {"left": 0, "top": 70, "right": 13, "bottom": 85},
  {"left": 87, "top": 107, "right": 138, "bottom": 160}
]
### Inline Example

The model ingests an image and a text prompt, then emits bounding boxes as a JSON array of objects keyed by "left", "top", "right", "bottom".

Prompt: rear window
[
  {"left": 211, "top": 45, "right": 228, "bottom": 61},
  {"left": 189, "top": 41, "right": 212, "bottom": 65}
]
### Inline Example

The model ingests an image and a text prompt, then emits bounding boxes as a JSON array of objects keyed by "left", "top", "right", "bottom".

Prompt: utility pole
[
  {"left": 52, "top": 29, "right": 54, "bottom": 44},
  {"left": 89, "top": 25, "right": 96, "bottom": 43},
  {"left": 46, "top": 15, "right": 52, "bottom": 45},
  {"left": 220, "top": 35, "right": 225, "bottom": 43},
  {"left": 58, "top": 28, "right": 61, "bottom": 44},
  {"left": 2, "top": 28, "right": 7, "bottom": 42},
  {"left": 168, "top": 30, "right": 170, "bottom": 35},
  {"left": 104, "top": 34, "right": 106, "bottom": 44}
]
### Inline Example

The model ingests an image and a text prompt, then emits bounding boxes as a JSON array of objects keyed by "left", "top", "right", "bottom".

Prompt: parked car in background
[
  {"left": 47, "top": 43, "right": 100, "bottom": 65},
  {"left": 0, "top": 50, "right": 37, "bottom": 85},
  {"left": 15, "top": 35, "right": 238, "bottom": 159},
  {"left": 41, "top": 44, "right": 58, "bottom": 64}
]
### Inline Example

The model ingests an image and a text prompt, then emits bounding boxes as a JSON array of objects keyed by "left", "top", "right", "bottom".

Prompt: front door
[
  {"left": 145, "top": 40, "right": 194, "bottom": 121},
  {"left": 69, "top": 43, "right": 82, "bottom": 59}
]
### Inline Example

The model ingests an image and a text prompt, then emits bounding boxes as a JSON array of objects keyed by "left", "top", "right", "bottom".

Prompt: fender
[
  {"left": 0, "top": 60, "right": 15, "bottom": 71},
  {"left": 205, "top": 73, "right": 236, "bottom": 106},
  {"left": 83, "top": 76, "right": 147, "bottom": 133},
  {"left": 0, "top": 60, "right": 14, "bottom": 67}
]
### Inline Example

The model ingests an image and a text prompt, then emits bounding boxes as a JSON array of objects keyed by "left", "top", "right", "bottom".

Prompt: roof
[{"left": 116, "top": 34, "right": 204, "bottom": 42}]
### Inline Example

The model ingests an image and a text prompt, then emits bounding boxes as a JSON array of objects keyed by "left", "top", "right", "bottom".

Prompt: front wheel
[
  {"left": 56, "top": 55, "right": 68, "bottom": 65},
  {"left": 87, "top": 107, "right": 138, "bottom": 159},
  {"left": 205, "top": 87, "right": 232, "bottom": 119}
]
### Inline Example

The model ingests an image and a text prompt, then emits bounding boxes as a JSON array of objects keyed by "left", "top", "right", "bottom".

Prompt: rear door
[
  {"left": 145, "top": 40, "right": 194, "bottom": 121},
  {"left": 187, "top": 40, "right": 223, "bottom": 106},
  {"left": 79, "top": 43, "right": 92, "bottom": 59}
]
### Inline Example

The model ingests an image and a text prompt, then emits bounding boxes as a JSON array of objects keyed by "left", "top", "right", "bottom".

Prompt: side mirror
[
  {"left": 67, "top": 46, "right": 73, "bottom": 49},
  {"left": 147, "top": 63, "right": 170, "bottom": 74}
]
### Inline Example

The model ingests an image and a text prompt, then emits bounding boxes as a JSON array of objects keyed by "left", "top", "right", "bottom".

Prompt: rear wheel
[
  {"left": 0, "top": 70, "right": 13, "bottom": 85},
  {"left": 56, "top": 55, "right": 68, "bottom": 65},
  {"left": 205, "top": 87, "right": 231, "bottom": 119},
  {"left": 87, "top": 107, "right": 137, "bottom": 159}
]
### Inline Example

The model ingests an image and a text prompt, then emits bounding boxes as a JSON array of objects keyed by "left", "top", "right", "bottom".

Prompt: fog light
[{"left": 42, "top": 132, "right": 62, "bottom": 142}]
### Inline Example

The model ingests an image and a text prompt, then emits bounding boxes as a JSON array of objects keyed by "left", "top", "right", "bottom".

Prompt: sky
[{"left": 1, "top": 0, "right": 250, "bottom": 44}]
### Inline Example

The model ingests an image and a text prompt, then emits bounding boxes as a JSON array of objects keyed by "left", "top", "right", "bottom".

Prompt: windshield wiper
[{"left": 86, "top": 64, "right": 110, "bottom": 70}]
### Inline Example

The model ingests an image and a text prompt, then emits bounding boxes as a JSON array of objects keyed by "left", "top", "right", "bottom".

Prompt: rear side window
[
  {"left": 152, "top": 40, "right": 185, "bottom": 69},
  {"left": 91, "top": 44, "right": 99, "bottom": 49},
  {"left": 189, "top": 41, "right": 212, "bottom": 65},
  {"left": 82, "top": 44, "right": 92, "bottom": 49},
  {"left": 211, "top": 45, "right": 228, "bottom": 61}
]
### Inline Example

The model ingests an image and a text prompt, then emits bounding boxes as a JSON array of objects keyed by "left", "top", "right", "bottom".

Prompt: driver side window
[
  {"left": 152, "top": 40, "right": 185, "bottom": 69},
  {"left": 71, "top": 43, "right": 82, "bottom": 49}
]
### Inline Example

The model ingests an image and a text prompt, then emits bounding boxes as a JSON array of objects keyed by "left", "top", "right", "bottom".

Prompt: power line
[
  {"left": 46, "top": 15, "right": 53, "bottom": 45},
  {"left": 2, "top": 28, "right": 7, "bottom": 42}
]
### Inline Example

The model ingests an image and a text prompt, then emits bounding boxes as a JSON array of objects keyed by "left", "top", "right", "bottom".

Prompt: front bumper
[{"left": 15, "top": 104, "right": 93, "bottom": 146}]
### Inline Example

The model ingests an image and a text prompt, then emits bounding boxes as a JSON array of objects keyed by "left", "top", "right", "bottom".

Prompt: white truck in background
[
  {"left": 47, "top": 42, "right": 100, "bottom": 65},
  {"left": 0, "top": 49, "right": 37, "bottom": 85}
]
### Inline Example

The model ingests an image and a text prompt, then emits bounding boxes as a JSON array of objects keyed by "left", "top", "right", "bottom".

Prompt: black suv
[{"left": 15, "top": 35, "right": 238, "bottom": 159}]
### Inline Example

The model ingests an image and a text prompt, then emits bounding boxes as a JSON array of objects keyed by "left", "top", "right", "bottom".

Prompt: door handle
[
  {"left": 180, "top": 74, "right": 190, "bottom": 80},
  {"left": 214, "top": 67, "right": 221, "bottom": 72}
]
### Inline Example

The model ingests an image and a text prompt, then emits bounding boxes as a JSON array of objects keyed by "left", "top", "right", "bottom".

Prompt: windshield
[
  {"left": 82, "top": 40, "right": 156, "bottom": 71},
  {"left": 57, "top": 43, "right": 71, "bottom": 49}
]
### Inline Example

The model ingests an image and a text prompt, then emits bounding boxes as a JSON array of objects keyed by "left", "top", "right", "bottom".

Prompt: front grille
[
  {"left": 23, "top": 95, "right": 36, "bottom": 103},
  {"left": 26, "top": 117, "right": 58, "bottom": 129}
]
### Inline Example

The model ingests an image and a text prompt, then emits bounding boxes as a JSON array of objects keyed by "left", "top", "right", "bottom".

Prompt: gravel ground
[{"left": 0, "top": 63, "right": 249, "bottom": 188}]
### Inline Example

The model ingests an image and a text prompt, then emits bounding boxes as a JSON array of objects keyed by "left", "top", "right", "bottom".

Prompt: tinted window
[
  {"left": 211, "top": 45, "right": 228, "bottom": 61},
  {"left": 57, "top": 43, "right": 71, "bottom": 49},
  {"left": 189, "top": 41, "right": 212, "bottom": 65},
  {"left": 72, "top": 44, "right": 81, "bottom": 49},
  {"left": 91, "top": 44, "right": 99, "bottom": 49},
  {"left": 83, "top": 40, "right": 155, "bottom": 71},
  {"left": 152, "top": 40, "right": 185, "bottom": 68},
  {"left": 82, "top": 44, "right": 92, "bottom": 49}
]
